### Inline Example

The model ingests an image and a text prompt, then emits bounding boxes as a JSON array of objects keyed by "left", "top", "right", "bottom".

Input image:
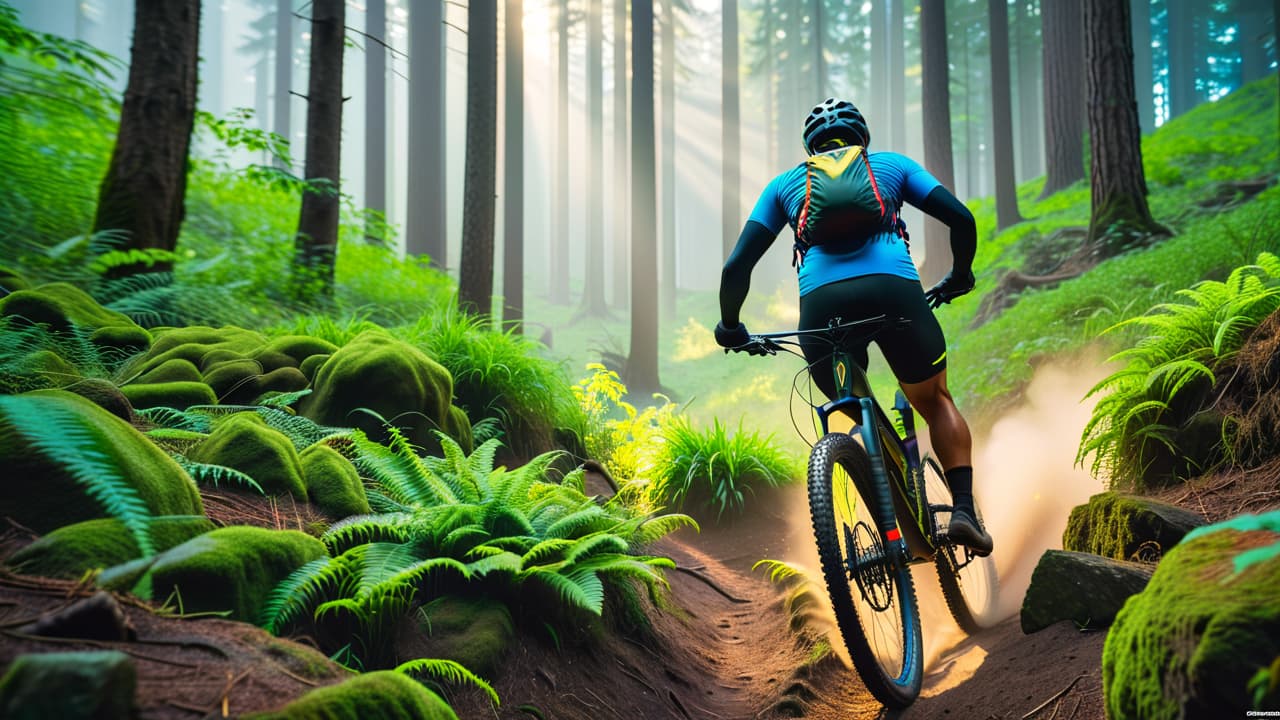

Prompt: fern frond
[
  {"left": 521, "top": 538, "right": 577, "bottom": 565},
  {"left": 394, "top": 658, "right": 499, "bottom": 707},
  {"left": 525, "top": 567, "right": 604, "bottom": 615},
  {"left": 323, "top": 513, "right": 416, "bottom": 554},
  {"left": 544, "top": 506, "right": 612, "bottom": 539},
  {"left": 631, "top": 514, "right": 699, "bottom": 546},
  {"left": 752, "top": 558, "right": 808, "bottom": 585},
  {"left": 176, "top": 459, "right": 265, "bottom": 494},
  {"left": 563, "top": 532, "right": 629, "bottom": 563},
  {"left": 259, "top": 557, "right": 338, "bottom": 633}
]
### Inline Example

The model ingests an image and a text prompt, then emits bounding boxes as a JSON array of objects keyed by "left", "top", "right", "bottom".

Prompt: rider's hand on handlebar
[
  {"left": 715, "top": 321, "right": 750, "bottom": 349},
  {"left": 924, "top": 269, "right": 976, "bottom": 309}
]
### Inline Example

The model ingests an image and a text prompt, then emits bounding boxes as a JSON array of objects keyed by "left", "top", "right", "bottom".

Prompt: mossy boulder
[
  {"left": 134, "top": 357, "right": 203, "bottom": 385},
  {"left": 299, "top": 353, "right": 330, "bottom": 382},
  {"left": 0, "top": 650, "right": 136, "bottom": 720},
  {"left": 62, "top": 378, "right": 135, "bottom": 422},
  {"left": 1103, "top": 511, "right": 1280, "bottom": 719},
  {"left": 410, "top": 596, "right": 514, "bottom": 679},
  {"left": 121, "top": 380, "right": 218, "bottom": 410},
  {"left": 444, "top": 405, "right": 473, "bottom": 455},
  {"left": 189, "top": 413, "right": 308, "bottom": 499},
  {"left": 299, "top": 330, "right": 456, "bottom": 448},
  {"left": 257, "top": 366, "right": 310, "bottom": 396},
  {"left": 242, "top": 670, "right": 458, "bottom": 720},
  {"left": 7, "top": 516, "right": 215, "bottom": 579},
  {"left": 18, "top": 349, "right": 80, "bottom": 388},
  {"left": 89, "top": 324, "right": 152, "bottom": 355},
  {"left": 203, "top": 358, "right": 265, "bottom": 401},
  {"left": 1020, "top": 550, "right": 1153, "bottom": 633},
  {"left": 0, "top": 282, "right": 139, "bottom": 335},
  {"left": 263, "top": 335, "right": 340, "bottom": 365},
  {"left": 251, "top": 348, "right": 300, "bottom": 372},
  {"left": 148, "top": 526, "right": 327, "bottom": 622},
  {"left": 299, "top": 443, "right": 370, "bottom": 518},
  {"left": 0, "top": 390, "right": 203, "bottom": 534},
  {"left": 129, "top": 325, "right": 266, "bottom": 377},
  {"left": 1064, "top": 492, "right": 1206, "bottom": 561}
]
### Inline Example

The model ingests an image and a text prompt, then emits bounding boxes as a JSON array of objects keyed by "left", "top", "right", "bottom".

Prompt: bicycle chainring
[{"left": 846, "top": 520, "right": 895, "bottom": 612}]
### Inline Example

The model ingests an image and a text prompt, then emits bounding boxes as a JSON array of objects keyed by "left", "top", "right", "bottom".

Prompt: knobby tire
[
  {"left": 922, "top": 456, "right": 999, "bottom": 633},
  {"left": 807, "top": 432, "right": 922, "bottom": 708}
]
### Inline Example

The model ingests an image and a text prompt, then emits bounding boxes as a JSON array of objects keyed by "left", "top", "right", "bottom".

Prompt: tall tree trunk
[
  {"left": 763, "top": 0, "right": 776, "bottom": 169},
  {"left": 1015, "top": 0, "right": 1043, "bottom": 180},
  {"left": 273, "top": 0, "right": 292, "bottom": 170},
  {"left": 1038, "top": 0, "right": 1085, "bottom": 198},
  {"left": 503, "top": 0, "right": 524, "bottom": 331},
  {"left": 551, "top": 0, "right": 571, "bottom": 304},
  {"left": 1084, "top": 0, "right": 1166, "bottom": 249},
  {"left": 407, "top": 0, "right": 447, "bottom": 266},
  {"left": 889, "top": 0, "right": 905, "bottom": 151},
  {"left": 1237, "top": 10, "right": 1268, "bottom": 85},
  {"left": 919, "top": 0, "right": 955, "bottom": 286},
  {"left": 629, "top": 0, "right": 660, "bottom": 393},
  {"left": 293, "top": 0, "right": 344, "bottom": 301},
  {"left": 810, "top": 0, "right": 825, "bottom": 98},
  {"left": 93, "top": 0, "right": 200, "bottom": 279},
  {"left": 254, "top": 57, "right": 269, "bottom": 162},
  {"left": 989, "top": 0, "right": 1022, "bottom": 230},
  {"left": 722, "top": 0, "right": 740, "bottom": 262},
  {"left": 1130, "top": 0, "right": 1153, "bottom": 135},
  {"left": 458, "top": 1, "right": 498, "bottom": 317},
  {"left": 365, "top": 0, "right": 387, "bottom": 244},
  {"left": 1166, "top": 0, "right": 1197, "bottom": 120},
  {"left": 661, "top": 0, "right": 677, "bottom": 320},
  {"left": 611, "top": 0, "right": 629, "bottom": 309},
  {"left": 581, "top": 0, "right": 609, "bottom": 316}
]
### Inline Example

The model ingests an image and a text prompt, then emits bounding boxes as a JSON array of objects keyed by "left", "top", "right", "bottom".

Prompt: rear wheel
[
  {"left": 923, "top": 456, "right": 998, "bottom": 633},
  {"left": 808, "top": 432, "right": 922, "bottom": 708}
]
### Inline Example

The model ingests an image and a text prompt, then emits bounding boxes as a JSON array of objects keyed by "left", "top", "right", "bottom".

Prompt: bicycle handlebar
[{"left": 724, "top": 314, "right": 908, "bottom": 356}]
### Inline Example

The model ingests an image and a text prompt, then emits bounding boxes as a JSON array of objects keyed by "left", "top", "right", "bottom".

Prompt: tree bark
[
  {"left": 407, "top": 0, "right": 447, "bottom": 266},
  {"left": 722, "top": 0, "right": 740, "bottom": 267},
  {"left": 611, "top": 0, "right": 629, "bottom": 310},
  {"left": 293, "top": 0, "right": 344, "bottom": 301},
  {"left": 365, "top": 0, "right": 386, "bottom": 244},
  {"left": 551, "top": 0, "right": 571, "bottom": 304},
  {"left": 503, "top": 0, "right": 525, "bottom": 332},
  {"left": 662, "top": 0, "right": 678, "bottom": 320},
  {"left": 580, "top": 0, "right": 609, "bottom": 316},
  {"left": 93, "top": 0, "right": 200, "bottom": 279},
  {"left": 919, "top": 0, "right": 955, "bottom": 286},
  {"left": 273, "top": 0, "right": 291, "bottom": 170},
  {"left": 629, "top": 0, "right": 660, "bottom": 393},
  {"left": 989, "top": 0, "right": 1023, "bottom": 231},
  {"left": 1015, "top": 0, "right": 1043, "bottom": 181},
  {"left": 1084, "top": 0, "right": 1167, "bottom": 248},
  {"left": 1130, "top": 0, "right": 1153, "bottom": 135},
  {"left": 458, "top": 1, "right": 498, "bottom": 317},
  {"left": 1038, "top": 0, "right": 1085, "bottom": 198}
]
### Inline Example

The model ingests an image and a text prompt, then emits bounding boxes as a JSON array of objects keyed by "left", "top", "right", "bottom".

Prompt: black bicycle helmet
[{"left": 802, "top": 98, "right": 870, "bottom": 154}]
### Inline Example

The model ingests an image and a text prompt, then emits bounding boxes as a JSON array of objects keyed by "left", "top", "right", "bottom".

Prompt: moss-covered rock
[
  {"left": 299, "top": 330, "right": 456, "bottom": 449},
  {"left": 257, "top": 366, "right": 310, "bottom": 397},
  {"left": 1020, "top": 550, "right": 1153, "bottom": 633},
  {"left": 263, "top": 335, "right": 340, "bottom": 366},
  {"left": 148, "top": 526, "right": 327, "bottom": 622},
  {"left": 299, "top": 443, "right": 369, "bottom": 519},
  {"left": 242, "top": 670, "right": 458, "bottom": 720},
  {"left": 411, "top": 596, "right": 514, "bottom": 679},
  {"left": 299, "top": 353, "right": 330, "bottom": 382},
  {"left": 1064, "top": 492, "right": 1206, "bottom": 561},
  {"left": 129, "top": 325, "right": 265, "bottom": 378},
  {"left": 134, "top": 357, "right": 203, "bottom": 385},
  {"left": 444, "top": 405, "right": 473, "bottom": 455},
  {"left": 203, "top": 358, "right": 265, "bottom": 402},
  {"left": 0, "top": 390, "right": 203, "bottom": 534},
  {"left": 89, "top": 324, "right": 151, "bottom": 355},
  {"left": 8, "top": 516, "right": 215, "bottom": 579},
  {"left": 121, "top": 380, "right": 218, "bottom": 410},
  {"left": 251, "top": 348, "right": 300, "bottom": 372},
  {"left": 0, "top": 650, "right": 136, "bottom": 720},
  {"left": 189, "top": 412, "right": 308, "bottom": 499},
  {"left": 20, "top": 349, "right": 80, "bottom": 387},
  {"left": 0, "top": 282, "right": 138, "bottom": 335},
  {"left": 62, "top": 378, "right": 135, "bottom": 422},
  {"left": 1103, "top": 511, "right": 1280, "bottom": 719}
]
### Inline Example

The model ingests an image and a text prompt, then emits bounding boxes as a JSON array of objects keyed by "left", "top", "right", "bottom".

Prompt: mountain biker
[{"left": 714, "top": 97, "right": 993, "bottom": 556}]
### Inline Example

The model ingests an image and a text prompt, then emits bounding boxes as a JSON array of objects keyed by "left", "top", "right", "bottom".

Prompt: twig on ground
[
  {"left": 673, "top": 566, "right": 751, "bottom": 604},
  {"left": 219, "top": 668, "right": 252, "bottom": 717},
  {"left": 1066, "top": 698, "right": 1082, "bottom": 720},
  {"left": 134, "top": 635, "right": 231, "bottom": 659},
  {"left": 1, "top": 629, "right": 199, "bottom": 668},
  {"left": 1021, "top": 674, "right": 1084, "bottom": 719}
]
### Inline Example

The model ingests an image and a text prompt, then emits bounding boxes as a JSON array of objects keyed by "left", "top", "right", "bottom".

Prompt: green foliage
[
  {"left": 572, "top": 363, "right": 678, "bottom": 501},
  {"left": 1078, "top": 254, "right": 1280, "bottom": 490},
  {"left": 649, "top": 416, "right": 798, "bottom": 522},
  {"left": 241, "top": 670, "right": 459, "bottom": 720},
  {"left": 394, "top": 658, "right": 499, "bottom": 708}
]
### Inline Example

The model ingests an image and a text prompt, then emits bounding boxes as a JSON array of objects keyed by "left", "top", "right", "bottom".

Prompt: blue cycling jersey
[{"left": 747, "top": 151, "right": 942, "bottom": 296}]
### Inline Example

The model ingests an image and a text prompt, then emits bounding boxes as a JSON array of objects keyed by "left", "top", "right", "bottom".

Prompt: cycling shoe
[{"left": 948, "top": 507, "right": 994, "bottom": 557}]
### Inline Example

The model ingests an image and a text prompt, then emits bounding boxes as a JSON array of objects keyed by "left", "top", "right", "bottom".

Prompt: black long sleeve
[
  {"left": 718, "top": 220, "right": 777, "bottom": 328},
  {"left": 918, "top": 185, "right": 977, "bottom": 274}
]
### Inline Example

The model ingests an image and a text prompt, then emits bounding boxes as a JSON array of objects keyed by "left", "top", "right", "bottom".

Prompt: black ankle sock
[{"left": 945, "top": 466, "right": 974, "bottom": 513}]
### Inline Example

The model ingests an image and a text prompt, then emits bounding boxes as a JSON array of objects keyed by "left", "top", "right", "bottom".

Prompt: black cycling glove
[
  {"left": 924, "top": 269, "right": 976, "bottom": 309},
  {"left": 714, "top": 321, "right": 750, "bottom": 349}
]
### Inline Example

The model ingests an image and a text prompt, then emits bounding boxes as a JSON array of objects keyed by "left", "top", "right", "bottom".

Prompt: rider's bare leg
[{"left": 898, "top": 369, "right": 971, "bottom": 469}]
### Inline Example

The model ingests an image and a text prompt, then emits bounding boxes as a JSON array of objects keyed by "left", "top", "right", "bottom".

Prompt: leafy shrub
[
  {"left": 1078, "top": 253, "right": 1280, "bottom": 490},
  {"left": 649, "top": 416, "right": 799, "bottom": 522},
  {"left": 572, "top": 363, "right": 677, "bottom": 505}
]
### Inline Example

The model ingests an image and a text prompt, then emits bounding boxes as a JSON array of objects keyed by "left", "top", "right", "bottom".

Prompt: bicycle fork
[{"left": 857, "top": 397, "right": 913, "bottom": 568}]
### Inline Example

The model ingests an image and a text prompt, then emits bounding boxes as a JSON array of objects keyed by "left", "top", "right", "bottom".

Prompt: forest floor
[{"left": 2, "top": 458, "right": 1278, "bottom": 719}]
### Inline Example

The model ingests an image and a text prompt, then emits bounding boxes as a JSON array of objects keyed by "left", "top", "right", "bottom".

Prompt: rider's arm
[
  {"left": 918, "top": 186, "right": 976, "bottom": 275},
  {"left": 719, "top": 220, "right": 776, "bottom": 328}
]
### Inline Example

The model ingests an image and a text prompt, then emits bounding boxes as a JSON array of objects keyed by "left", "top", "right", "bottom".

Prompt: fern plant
[
  {"left": 1079, "top": 252, "right": 1280, "bottom": 489},
  {"left": 260, "top": 431, "right": 692, "bottom": 669}
]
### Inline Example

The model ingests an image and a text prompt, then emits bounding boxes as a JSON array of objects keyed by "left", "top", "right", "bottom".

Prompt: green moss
[
  {"left": 261, "top": 636, "right": 347, "bottom": 683},
  {"left": 0, "top": 283, "right": 139, "bottom": 334},
  {"left": 257, "top": 367, "right": 310, "bottom": 396},
  {"left": 199, "top": 348, "right": 248, "bottom": 371},
  {"left": 1063, "top": 492, "right": 1205, "bottom": 561},
  {"left": 149, "top": 526, "right": 327, "bottom": 622},
  {"left": 414, "top": 596, "right": 514, "bottom": 679},
  {"left": 252, "top": 348, "right": 299, "bottom": 371},
  {"left": 445, "top": 405, "right": 473, "bottom": 455},
  {"left": 203, "top": 358, "right": 264, "bottom": 402},
  {"left": 263, "top": 335, "right": 340, "bottom": 365},
  {"left": 8, "top": 516, "right": 215, "bottom": 579},
  {"left": 121, "top": 381, "right": 218, "bottom": 410},
  {"left": 299, "top": 353, "right": 330, "bottom": 382},
  {"left": 134, "top": 358, "right": 203, "bottom": 385},
  {"left": 242, "top": 670, "right": 458, "bottom": 720},
  {"left": 148, "top": 325, "right": 265, "bottom": 357},
  {"left": 0, "top": 266, "right": 31, "bottom": 292},
  {"left": 88, "top": 325, "right": 151, "bottom": 355},
  {"left": 1103, "top": 518, "right": 1280, "bottom": 719},
  {"left": 190, "top": 413, "right": 308, "bottom": 499},
  {"left": 0, "top": 650, "right": 136, "bottom": 720},
  {"left": 299, "top": 330, "right": 455, "bottom": 448},
  {"left": 62, "top": 378, "right": 134, "bottom": 421},
  {"left": 0, "top": 390, "right": 204, "bottom": 534},
  {"left": 299, "top": 444, "right": 369, "bottom": 519},
  {"left": 19, "top": 350, "right": 80, "bottom": 388}
]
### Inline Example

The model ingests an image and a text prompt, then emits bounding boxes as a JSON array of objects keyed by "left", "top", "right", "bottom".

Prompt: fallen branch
[
  {"left": 1021, "top": 674, "right": 1085, "bottom": 719},
  {"left": 673, "top": 566, "right": 751, "bottom": 604}
]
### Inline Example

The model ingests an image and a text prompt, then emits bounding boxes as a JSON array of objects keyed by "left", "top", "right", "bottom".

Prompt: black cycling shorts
[{"left": 797, "top": 274, "right": 948, "bottom": 398}]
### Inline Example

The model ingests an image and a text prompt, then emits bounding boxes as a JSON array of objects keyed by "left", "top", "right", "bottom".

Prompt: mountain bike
[{"left": 727, "top": 315, "right": 998, "bottom": 708}]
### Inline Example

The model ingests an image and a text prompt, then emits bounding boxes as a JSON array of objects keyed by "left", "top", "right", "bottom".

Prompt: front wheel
[
  {"left": 808, "top": 432, "right": 922, "bottom": 708},
  {"left": 923, "top": 456, "right": 999, "bottom": 633}
]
